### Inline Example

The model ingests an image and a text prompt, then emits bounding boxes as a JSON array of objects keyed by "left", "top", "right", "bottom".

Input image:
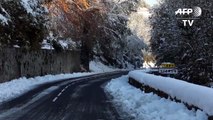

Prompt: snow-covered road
[
  {"left": 0, "top": 71, "right": 128, "bottom": 120},
  {"left": 0, "top": 68, "right": 209, "bottom": 120},
  {"left": 0, "top": 60, "right": 118, "bottom": 104}
]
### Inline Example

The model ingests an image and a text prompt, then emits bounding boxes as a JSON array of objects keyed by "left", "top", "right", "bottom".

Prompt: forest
[
  {"left": 150, "top": 0, "right": 213, "bottom": 84},
  {"left": 0, "top": 0, "right": 148, "bottom": 70},
  {"left": 0, "top": 0, "right": 212, "bottom": 85}
]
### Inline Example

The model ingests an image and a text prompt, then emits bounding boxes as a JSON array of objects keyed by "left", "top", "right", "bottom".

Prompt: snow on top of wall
[
  {"left": 129, "top": 71, "right": 213, "bottom": 116},
  {"left": 41, "top": 40, "right": 54, "bottom": 50},
  {"left": 41, "top": 40, "right": 73, "bottom": 50},
  {"left": 105, "top": 75, "right": 207, "bottom": 120},
  {"left": 58, "top": 40, "right": 70, "bottom": 49}
]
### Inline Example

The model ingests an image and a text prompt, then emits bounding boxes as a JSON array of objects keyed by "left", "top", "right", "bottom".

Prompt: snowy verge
[
  {"left": 105, "top": 76, "right": 207, "bottom": 120},
  {"left": 129, "top": 70, "right": 213, "bottom": 116},
  {"left": 89, "top": 61, "right": 118, "bottom": 72},
  {"left": 0, "top": 72, "right": 94, "bottom": 103}
]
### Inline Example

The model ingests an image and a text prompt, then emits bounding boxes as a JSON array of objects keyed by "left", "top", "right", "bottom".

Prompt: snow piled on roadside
[
  {"left": 105, "top": 76, "right": 208, "bottom": 120},
  {"left": 0, "top": 73, "right": 94, "bottom": 103},
  {"left": 129, "top": 71, "right": 213, "bottom": 116},
  {"left": 89, "top": 61, "right": 118, "bottom": 72}
]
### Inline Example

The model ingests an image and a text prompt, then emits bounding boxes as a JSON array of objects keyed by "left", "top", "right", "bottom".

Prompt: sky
[{"left": 144, "top": 0, "right": 158, "bottom": 6}]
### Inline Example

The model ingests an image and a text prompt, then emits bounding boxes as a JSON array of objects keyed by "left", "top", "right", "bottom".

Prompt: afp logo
[{"left": 175, "top": 7, "right": 202, "bottom": 26}]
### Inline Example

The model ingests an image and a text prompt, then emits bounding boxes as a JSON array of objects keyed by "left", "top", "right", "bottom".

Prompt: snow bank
[
  {"left": 129, "top": 71, "right": 213, "bottom": 116},
  {"left": 105, "top": 76, "right": 207, "bottom": 120},
  {"left": 89, "top": 61, "right": 118, "bottom": 72},
  {"left": 0, "top": 73, "right": 94, "bottom": 103}
]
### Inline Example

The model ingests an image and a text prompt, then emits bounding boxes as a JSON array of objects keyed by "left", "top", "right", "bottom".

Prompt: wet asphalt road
[{"left": 0, "top": 71, "right": 128, "bottom": 120}]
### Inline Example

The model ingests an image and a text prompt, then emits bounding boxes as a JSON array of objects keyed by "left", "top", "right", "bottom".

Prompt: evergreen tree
[
  {"left": 0, "top": 0, "right": 48, "bottom": 50},
  {"left": 150, "top": 0, "right": 213, "bottom": 84}
]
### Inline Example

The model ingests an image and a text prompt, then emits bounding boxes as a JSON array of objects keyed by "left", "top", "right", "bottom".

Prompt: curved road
[{"left": 0, "top": 71, "right": 128, "bottom": 120}]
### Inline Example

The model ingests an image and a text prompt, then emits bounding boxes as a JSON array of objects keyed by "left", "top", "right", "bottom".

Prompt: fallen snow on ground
[
  {"left": 105, "top": 76, "right": 208, "bottom": 120},
  {"left": 129, "top": 71, "right": 213, "bottom": 116},
  {"left": 89, "top": 61, "right": 118, "bottom": 72},
  {"left": 0, "top": 73, "right": 94, "bottom": 103}
]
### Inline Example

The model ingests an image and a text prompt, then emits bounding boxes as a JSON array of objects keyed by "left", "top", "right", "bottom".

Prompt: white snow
[
  {"left": 41, "top": 37, "right": 76, "bottom": 50},
  {"left": 0, "top": 72, "right": 94, "bottom": 103},
  {"left": 21, "top": 0, "right": 35, "bottom": 14},
  {"left": 58, "top": 40, "right": 70, "bottom": 49},
  {"left": 0, "top": 14, "right": 9, "bottom": 25},
  {"left": 41, "top": 40, "right": 54, "bottom": 50},
  {"left": 13, "top": 45, "right": 20, "bottom": 48},
  {"left": 144, "top": 0, "right": 158, "bottom": 7},
  {"left": 143, "top": 61, "right": 155, "bottom": 68},
  {"left": 129, "top": 70, "right": 213, "bottom": 116},
  {"left": 105, "top": 76, "right": 208, "bottom": 120},
  {"left": 41, "top": 45, "right": 54, "bottom": 50},
  {"left": 89, "top": 61, "right": 118, "bottom": 72},
  {"left": 21, "top": 0, "right": 39, "bottom": 16},
  {"left": 0, "top": 6, "right": 10, "bottom": 25}
]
